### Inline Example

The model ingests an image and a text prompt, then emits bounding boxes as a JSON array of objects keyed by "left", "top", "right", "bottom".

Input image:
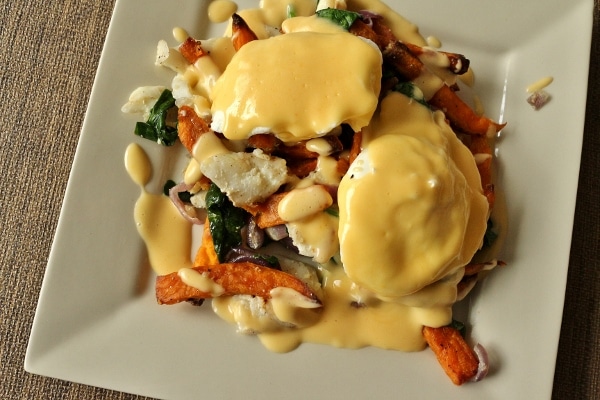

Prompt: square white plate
[{"left": 25, "top": 0, "right": 593, "bottom": 399}]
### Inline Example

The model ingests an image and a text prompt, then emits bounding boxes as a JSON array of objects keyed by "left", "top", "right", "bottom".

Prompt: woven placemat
[
  {"left": 0, "top": 1, "right": 148, "bottom": 399},
  {"left": 0, "top": 1, "right": 598, "bottom": 399}
]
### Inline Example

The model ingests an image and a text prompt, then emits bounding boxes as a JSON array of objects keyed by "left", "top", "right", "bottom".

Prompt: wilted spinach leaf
[{"left": 205, "top": 183, "right": 248, "bottom": 262}]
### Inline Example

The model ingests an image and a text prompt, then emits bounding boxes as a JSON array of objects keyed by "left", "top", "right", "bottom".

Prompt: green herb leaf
[
  {"left": 134, "top": 89, "right": 178, "bottom": 146},
  {"left": 449, "top": 319, "right": 466, "bottom": 338},
  {"left": 286, "top": 4, "right": 296, "bottom": 18},
  {"left": 163, "top": 179, "right": 192, "bottom": 203},
  {"left": 393, "top": 82, "right": 429, "bottom": 108},
  {"left": 483, "top": 218, "right": 498, "bottom": 248},
  {"left": 163, "top": 180, "right": 176, "bottom": 196},
  {"left": 205, "top": 183, "right": 248, "bottom": 262},
  {"left": 325, "top": 207, "right": 339, "bottom": 218},
  {"left": 315, "top": 8, "right": 361, "bottom": 30},
  {"left": 256, "top": 254, "right": 280, "bottom": 269}
]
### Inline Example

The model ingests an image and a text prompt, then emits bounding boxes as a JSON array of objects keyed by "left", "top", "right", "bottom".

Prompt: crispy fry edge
[{"left": 422, "top": 326, "right": 479, "bottom": 385}]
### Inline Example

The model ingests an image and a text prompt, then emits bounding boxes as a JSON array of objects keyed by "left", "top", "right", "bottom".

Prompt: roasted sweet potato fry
[
  {"left": 350, "top": 17, "right": 504, "bottom": 136},
  {"left": 193, "top": 219, "right": 220, "bottom": 267},
  {"left": 156, "top": 261, "right": 321, "bottom": 305},
  {"left": 247, "top": 134, "right": 342, "bottom": 175},
  {"left": 179, "top": 36, "right": 207, "bottom": 64},
  {"left": 369, "top": 18, "right": 469, "bottom": 76},
  {"left": 382, "top": 41, "right": 423, "bottom": 81},
  {"left": 423, "top": 326, "right": 479, "bottom": 385},
  {"left": 231, "top": 13, "right": 258, "bottom": 51},
  {"left": 350, "top": 18, "right": 422, "bottom": 80},
  {"left": 348, "top": 19, "right": 382, "bottom": 47},
  {"left": 430, "top": 85, "right": 506, "bottom": 136},
  {"left": 456, "top": 275, "right": 478, "bottom": 301},
  {"left": 276, "top": 142, "right": 319, "bottom": 160},
  {"left": 278, "top": 136, "right": 343, "bottom": 159},
  {"left": 369, "top": 17, "right": 397, "bottom": 48},
  {"left": 348, "top": 130, "right": 362, "bottom": 166},
  {"left": 404, "top": 42, "right": 470, "bottom": 75},
  {"left": 177, "top": 105, "right": 211, "bottom": 152},
  {"left": 336, "top": 157, "right": 350, "bottom": 176},
  {"left": 247, "top": 133, "right": 280, "bottom": 153},
  {"left": 242, "top": 191, "right": 287, "bottom": 228},
  {"left": 467, "top": 134, "right": 495, "bottom": 207},
  {"left": 286, "top": 158, "right": 318, "bottom": 177}
]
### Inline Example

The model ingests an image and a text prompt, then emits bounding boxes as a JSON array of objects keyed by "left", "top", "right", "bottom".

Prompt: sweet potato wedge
[
  {"left": 350, "top": 17, "right": 505, "bottom": 136},
  {"left": 193, "top": 219, "right": 220, "bottom": 267},
  {"left": 468, "top": 134, "right": 495, "bottom": 208},
  {"left": 404, "top": 42, "right": 470, "bottom": 75},
  {"left": 382, "top": 41, "right": 424, "bottom": 81},
  {"left": 348, "top": 130, "right": 362, "bottom": 167},
  {"left": 156, "top": 261, "right": 321, "bottom": 305},
  {"left": 231, "top": 13, "right": 258, "bottom": 51},
  {"left": 423, "top": 325, "right": 479, "bottom": 385},
  {"left": 247, "top": 133, "right": 280, "bottom": 153},
  {"left": 179, "top": 36, "right": 207, "bottom": 64},
  {"left": 177, "top": 105, "right": 211, "bottom": 152},
  {"left": 286, "top": 158, "right": 318, "bottom": 178},
  {"left": 348, "top": 19, "right": 382, "bottom": 48},
  {"left": 336, "top": 157, "right": 350, "bottom": 176},
  {"left": 242, "top": 191, "right": 288, "bottom": 228},
  {"left": 429, "top": 85, "right": 506, "bottom": 136}
]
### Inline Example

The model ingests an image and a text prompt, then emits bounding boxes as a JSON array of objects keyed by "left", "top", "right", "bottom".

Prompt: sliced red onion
[
  {"left": 527, "top": 90, "right": 551, "bottom": 110},
  {"left": 265, "top": 224, "right": 289, "bottom": 241},
  {"left": 358, "top": 10, "right": 381, "bottom": 27},
  {"left": 246, "top": 217, "right": 265, "bottom": 249},
  {"left": 472, "top": 343, "right": 490, "bottom": 382},
  {"left": 225, "top": 247, "right": 280, "bottom": 269},
  {"left": 169, "top": 182, "right": 203, "bottom": 225}
]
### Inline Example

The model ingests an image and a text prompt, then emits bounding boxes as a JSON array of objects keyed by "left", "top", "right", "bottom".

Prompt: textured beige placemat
[
  {"left": 0, "top": 1, "right": 598, "bottom": 399},
  {"left": 0, "top": 1, "right": 149, "bottom": 399}
]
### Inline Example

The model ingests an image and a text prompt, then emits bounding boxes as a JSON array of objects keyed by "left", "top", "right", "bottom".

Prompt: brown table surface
[{"left": 1, "top": 1, "right": 598, "bottom": 399}]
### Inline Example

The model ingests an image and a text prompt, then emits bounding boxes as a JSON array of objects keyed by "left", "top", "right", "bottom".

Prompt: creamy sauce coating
[
  {"left": 426, "top": 35, "right": 442, "bottom": 48},
  {"left": 526, "top": 76, "right": 554, "bottom": 93},
  {"left": 278, "top": 185, "right": 333, "bottom": 222},
  {"left": 210, "top": 31, "right": 382, "bottom": 142},
  {"left": 305, "top": 138, "right": 333, "bottom": 156},
  {"left": 347, "top": 0, "right": 426, "bottom": 45},
  {"left": 208, "top": 0, "right": 238, "bottom": 23},
  {"left": 269, "top": 287, "right": 322, "bottom": 327},
  {"left": 339, "top": 93, "right": 488, "bottom": 297},
  {"left": 248, "top": 265, "right": 457, "bottom": 352},
  {"left": 179, "top": 267, "right": 225, "bottom": 296},
  {"left": 286, "top": 212, "right": 339, "bottom": 264},
  {"left": 172, "top": 27, "right": 189, "bottom": 43},
  {"left": 125, "top": 0, "right": 498, "bottom": 355},
  {"left": 125, "top": 144, "right": 192, "bottom": 276}
]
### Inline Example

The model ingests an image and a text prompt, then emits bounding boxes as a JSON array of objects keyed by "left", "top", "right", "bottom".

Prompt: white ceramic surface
[{"left": 25, "top": 0, "right": 593, "bottom": 399}]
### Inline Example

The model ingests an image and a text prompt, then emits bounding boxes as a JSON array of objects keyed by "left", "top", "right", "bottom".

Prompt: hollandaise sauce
[{"left": 124, "top": 0, "right": 496, "bottom": 354}]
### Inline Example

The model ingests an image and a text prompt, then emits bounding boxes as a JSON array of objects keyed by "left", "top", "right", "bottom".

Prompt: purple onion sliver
[
  {"left": 358, "top": 9, "right": 381, "bottom": 28},
  {"left": 358, "top": 9, "right": 381, "bottom": 18},
  {"left": 265, "top": 225, "right": 289, "bottom": 241},
  {"left": 472, "top": 343, "right": 490, "bottom": 382},
  {"left": 168, "top": 182, "right": 203, "bottom": 225},
  {"left": 246, "top": 217, "right": 265, "bottom": 249},
  {"left": 225, "top": 247, "right": 280, "bottom": 269}
]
